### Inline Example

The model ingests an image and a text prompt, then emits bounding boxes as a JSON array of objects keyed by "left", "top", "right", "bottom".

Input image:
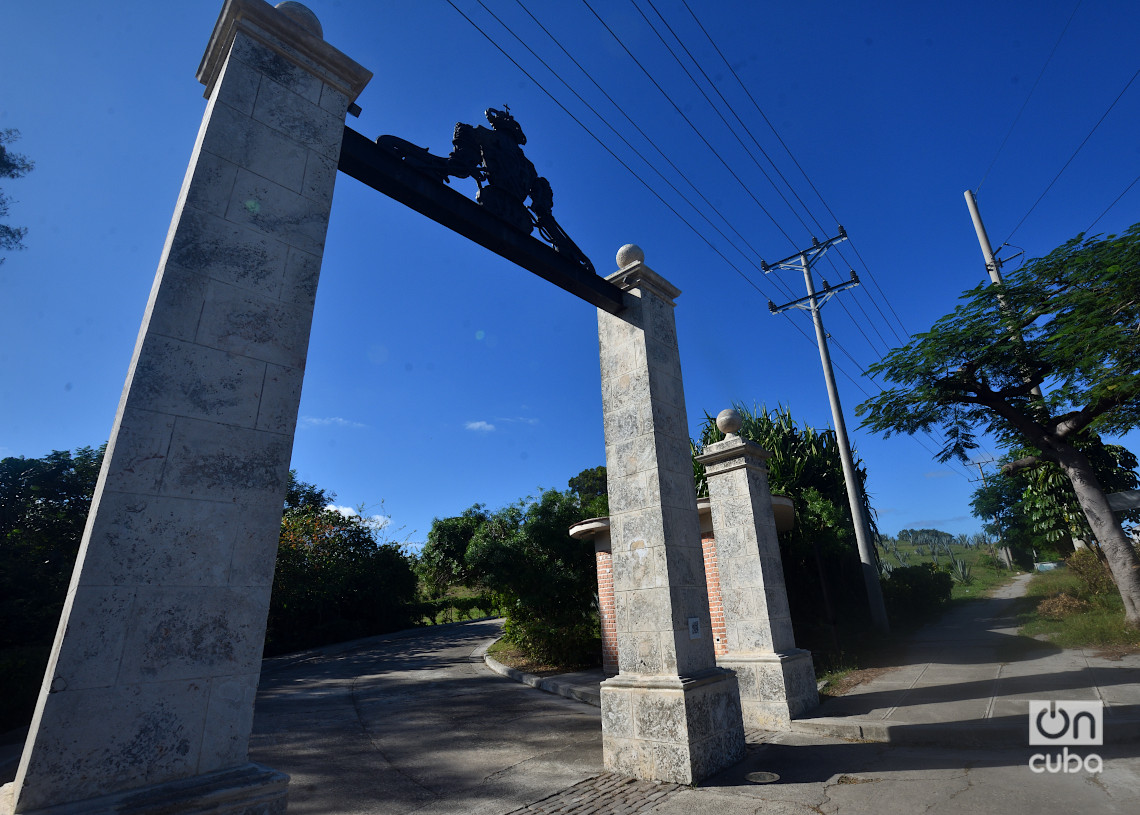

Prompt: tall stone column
[
  {"left": 1, "top": 3, "right": 370, "bottom": 813},
  {"left": 596, "top": 245, "right": 745, "bottom": 784},
  {"left": 695, "top": 409, "right": 818, "bottom": 729}
]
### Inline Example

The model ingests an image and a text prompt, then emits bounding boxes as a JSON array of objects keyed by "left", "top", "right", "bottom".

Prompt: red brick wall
[
  {"left": 702, "top": 532, "right": 728, "bottom": 656},
  {"left": 596, "top": 549, "right": 619, "bottom": 675}
]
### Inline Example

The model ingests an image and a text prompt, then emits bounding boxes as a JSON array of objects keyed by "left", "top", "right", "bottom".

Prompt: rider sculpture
[{"left": 376, "top": 107, "right": 595, "bottom": 276}]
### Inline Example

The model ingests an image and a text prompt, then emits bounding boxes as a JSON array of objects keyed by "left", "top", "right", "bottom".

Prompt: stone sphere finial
[
  {"left": 275, "top": 2, "right": 324, "bottom": 38},
  {"left": 616, "top": 244, "right": 645, "bottom": 269},
  {"left": 716, "top": 408, "right": 743, "bottom": 437}
]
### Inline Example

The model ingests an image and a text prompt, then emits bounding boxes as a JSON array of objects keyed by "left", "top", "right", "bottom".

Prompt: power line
[
  {"left": 676, "top": 0, "right": 913, "bottom": 343},
  {"left": 1004, "top": 65, "right": 1140, "bottom": 245},
  {"left": 1087, "top": 171, "right": 1140, "bottom": 234},
  {"left": 976, "top": 0, "right": 1084, "bottom": 193},
  {"left": 579, "top": 0, "right": 801, "bottom": 253}
]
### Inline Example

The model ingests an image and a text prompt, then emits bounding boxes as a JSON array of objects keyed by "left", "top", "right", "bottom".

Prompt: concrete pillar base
[
  {"left": 599, "top": 669, "right": 746, "bottom": 784},
  {"left": 718, "top": 650, "right": 819, "bottom": 730},
  {"left": 1, "top": 763, "right": 287, "bottom": 815}
]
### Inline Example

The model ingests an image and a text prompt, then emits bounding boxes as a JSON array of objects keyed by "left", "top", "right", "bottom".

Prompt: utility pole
[
  {"left": 765, "top": 228, "right": 890, "bottom": 632},
  {"left": 964, "top": 190, "right": 1005, "bottom": 286},
  {"left": 964, "top": 190, "right": 1042, "bottom": 399}
]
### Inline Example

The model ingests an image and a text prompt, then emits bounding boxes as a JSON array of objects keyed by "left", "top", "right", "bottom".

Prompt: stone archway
[{"left": 2, "top": 3, "right": 741, "bottom": 812}]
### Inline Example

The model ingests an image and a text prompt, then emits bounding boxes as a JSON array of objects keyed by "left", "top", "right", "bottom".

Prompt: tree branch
[{"left": 1001, "top": 455, "right": 1042, "bottom": 475}]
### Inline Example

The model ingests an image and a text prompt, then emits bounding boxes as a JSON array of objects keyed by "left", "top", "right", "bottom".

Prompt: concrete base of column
[
  {"left": 1, "top": 763, "right": 287, "bottom": 815},
  {"left": 599, "top": 669, "right": 746, "bottom": 784},
  {"left": 718, "top": 650, "right": 819, "bottom": 730}
]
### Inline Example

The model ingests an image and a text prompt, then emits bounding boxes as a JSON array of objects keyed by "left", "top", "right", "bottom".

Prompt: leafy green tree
[
  {"left": 0, "top": 129, "right": 34, "bottom": 263},
  {"left": 694, "top": 404, "right": 878, "bottom": 635},
  {"left": 0, "top": 446, "right": 105, "bottom": 647},
  {"left": 462, "top": 489, "right": 599, "bottom": 664},
  {"left": 568, "top": 465, "right": 609, "bottom": 518},
  {"left": 0, "top": 446, "right": 103, "bottom": 730},
  {"left": 857, "top": 224, "right": 1140, "bottom": 625},
  {"left": 417, "top": 504, "right": 490, "bottom": 598},
  {"left": 267, "top": 472, "right": 418, "bottom": 654}
]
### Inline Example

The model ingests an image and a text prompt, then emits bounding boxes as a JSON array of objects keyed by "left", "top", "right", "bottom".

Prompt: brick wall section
[
  {"left": 702, "top": 532, "right": 728, "bottom": 657},
  {"left": 596, "top": 549, "right": 619, "bottom": 675}
]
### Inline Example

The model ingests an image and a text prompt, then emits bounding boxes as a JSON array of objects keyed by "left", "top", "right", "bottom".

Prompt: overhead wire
[
  {"left": 675, "top": 0, "right": 913, "bottom": 344},
  {"left": 975, "top": 0, "right": 1084, "bottom": 194},
  {"left": 449, "top": 0, "right": 969, "bottom": 480},
  {"left": 1086, "top": 171, "right": 1140, "bottom": 234},
  {"left": 1003, "top": 66, "right": 1140, "bottom": 245}
]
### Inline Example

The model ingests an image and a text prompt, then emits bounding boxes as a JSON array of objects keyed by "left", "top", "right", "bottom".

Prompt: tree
[
  {"left": 568, "top": 465, "right": 608, "bottom": 518},
  {"left": 0, "top": 129, "right": 34, "bottom": 263},
  {"left": 417, "top": 504, "right": 489, "bottom": 598},
  {"left": 267, "top": 471, "right": 418, "bottom": 654},
  {"left": 857, "top": 224, "right": 1140, "bottom": 625}
]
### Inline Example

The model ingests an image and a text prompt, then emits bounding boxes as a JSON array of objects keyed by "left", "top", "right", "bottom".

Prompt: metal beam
[{"left": 337, "top": 126, "right": 625, "bottom": 314}]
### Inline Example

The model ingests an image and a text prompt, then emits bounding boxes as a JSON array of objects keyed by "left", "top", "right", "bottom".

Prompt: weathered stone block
[
  {"left": 101, "top": 408, "right": 177, "bottom": 497},
  {"left": 196, "top": 279, "right": 312, "bottom": 368},
  {"left": 252, "top": 75, "right": 343, "bottom": 159},
  {"left": 169, "top": 208, "right": 289, "bottom": 299},
  {"left": 231, "top": 29, "right": 323, "bottom": 103},
  {"left": 224, "top": 169, "right": 329, "bottom": 256},
  {"left": 158, "top": 418, "right": 291, "bottom": 504},
  {"left": 185, "top": 150, "right": 241, "bottom": 218},
  {"left": 146, "top": 264, "right": 212, "bottom": 343},
  {"left": 117, "top": 586, "right": 271, "bottom": 682},
  {"left": 199, "top": 101, "right": 308, "bottom": 193},
  {"left": 131, "top": 335, "right": 265, "bottom": 427},
  {"left": 256, "top": 362, "right": 305, "bottom": 435}
]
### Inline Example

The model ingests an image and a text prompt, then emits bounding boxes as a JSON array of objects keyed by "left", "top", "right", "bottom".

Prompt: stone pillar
[
  {"left": 695, "top": 409, "right": 818, "bottom": 730},
  {"left": 596, "top": 245, "right": 745, "bottom": 784},
  {"left": 1, "top": 3, "right": 370, "bottom": 813}
]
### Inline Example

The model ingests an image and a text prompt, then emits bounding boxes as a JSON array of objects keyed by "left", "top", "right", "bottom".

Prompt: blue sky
[{"left": 2, "top": 0, "right": 1138, "bottom": 544}]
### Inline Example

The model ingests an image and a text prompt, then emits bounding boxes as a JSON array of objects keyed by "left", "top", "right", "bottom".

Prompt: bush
[
  {"left": 881, "top": 563, "right": 952, "bottom": 622},
  {"left": 1066, "top": 548, "right": 1116, "bottom": 597}
]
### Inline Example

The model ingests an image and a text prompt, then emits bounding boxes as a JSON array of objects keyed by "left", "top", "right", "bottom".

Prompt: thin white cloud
[
  {"left": 299, "top": 416, "right": 367, "bottom": 430},
  {"left": 495, "top": 416, "right": 540, "bottom": 426},
  {"left": 327, "top": 504, "right": 391, "bottom": 530},
  {"left": 465, "top": 420, "right": 496, "bottom": 433}
]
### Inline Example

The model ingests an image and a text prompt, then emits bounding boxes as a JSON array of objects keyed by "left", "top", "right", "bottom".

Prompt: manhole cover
[{"left": 745, "top": 771, "right": 780, "bottom": 784}]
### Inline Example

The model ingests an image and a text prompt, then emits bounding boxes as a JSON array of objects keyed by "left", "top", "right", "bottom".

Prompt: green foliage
[
  {"left": 0, "top": 446, "right": 104, "bottom": 730},
  {"left": 568, "top": 465, "right": 609, "bottom": 518},
  {"left": 417, "top": 505, "right": 489, "bottom": 598},
  {"left": 0, "top": 446, "right": 105, "bottom": 648},
  {"left": 0, "top": 129, "right": 34, "bottom": 262},
  {"left": 880, "top": 563, "right": 952, "bottom": 621},
  {"left": 267, "top": 473, "right": 418, "bottom": 655},
  {"left": 464, "top": 489, "right": 600, "bottom": 665},
  {"left": 695, "top": 403, "right": 878, "bottom": 638},
  {"left": 426, "top": 475, "right": 603, "bottom": 666},
  {"left": 1066, "top": 549, "right": 1117, "bottom": 597},
  {"left": 857, "top": 224, "right": 1140, "bottom": 623}
]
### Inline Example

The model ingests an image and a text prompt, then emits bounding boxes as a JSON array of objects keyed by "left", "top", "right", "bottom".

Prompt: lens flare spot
[
  {"left": 244, "top": 198, "right": 261, "bottom": 215},
  {"left": 475, "top": 330, "right": 486, "bottom": 341}
]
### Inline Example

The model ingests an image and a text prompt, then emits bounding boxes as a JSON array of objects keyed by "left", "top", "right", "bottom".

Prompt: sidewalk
[{"left": 488, "top": 574, "right": 1140, "bottom": 747}]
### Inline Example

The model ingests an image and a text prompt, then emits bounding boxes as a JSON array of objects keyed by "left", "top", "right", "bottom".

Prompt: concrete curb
[{"left": 483, "top": 651, "right": 602, "bottom": 708}]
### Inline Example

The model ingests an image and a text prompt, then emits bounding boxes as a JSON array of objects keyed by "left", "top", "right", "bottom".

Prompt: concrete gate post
[
  {"left": 596, "top": 245, "right": 745, "bottom": 784},
  {"left": 1, "top": 2, "right": 370, "bottom": 813},
  {"left": 695, "top": 410, "right": 819, "bottom": 729}
]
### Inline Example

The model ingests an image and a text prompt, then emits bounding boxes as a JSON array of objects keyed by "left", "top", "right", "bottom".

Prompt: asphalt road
[{"left": 249, "top": 618, "right": 1140, "bottom": 815}]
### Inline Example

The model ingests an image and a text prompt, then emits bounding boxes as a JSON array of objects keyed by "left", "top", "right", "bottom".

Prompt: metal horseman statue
[{"left": 376, "top": 107, "right": 595, "bottom": 275}]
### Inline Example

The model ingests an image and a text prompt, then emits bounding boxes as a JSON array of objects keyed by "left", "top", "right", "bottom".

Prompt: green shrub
[
  {"left": 1065, "top": 549, "right": 1116, "bottom": 597},
  {"left": 881, "top": 563, "right": 952, "bottom": 621}
]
